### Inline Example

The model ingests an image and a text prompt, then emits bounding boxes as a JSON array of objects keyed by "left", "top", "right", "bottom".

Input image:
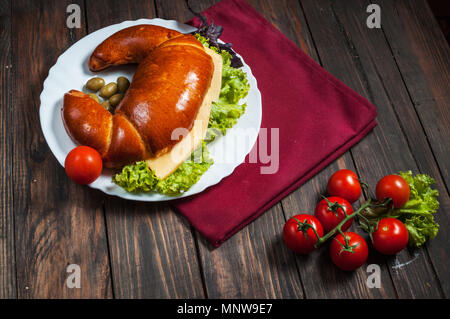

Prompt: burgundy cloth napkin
[{"left": 174, "top": 0, "right": 377, "bottom": 247}]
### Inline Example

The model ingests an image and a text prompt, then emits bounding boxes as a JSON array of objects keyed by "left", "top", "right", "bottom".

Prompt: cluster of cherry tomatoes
[{"left": 283, "top": 169, "right": 411, "bottom": 271}]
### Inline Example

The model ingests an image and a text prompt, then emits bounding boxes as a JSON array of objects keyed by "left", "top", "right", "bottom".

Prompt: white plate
[{"left": 39, "top": 18, "right": 262, "bottom": 201}]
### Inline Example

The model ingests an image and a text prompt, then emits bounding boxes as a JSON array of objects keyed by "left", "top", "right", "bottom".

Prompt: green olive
[
  {"left": 109, "top": 93, "right": 124, "bottom": 107},
  {"left": 85, "top": 77, "right": 105, "bottom": 92},
  {"left": 117, "top": 76, "right": 130, "bottom": 93},
  {"left": 99, "top": 82, "right": 118, "bottom": 98},
  {"left": 87, "top": 93, "right": 101, "bottom": 103},
  {"left": 101, "top": 100, "right": 111, "bottom": 111}
]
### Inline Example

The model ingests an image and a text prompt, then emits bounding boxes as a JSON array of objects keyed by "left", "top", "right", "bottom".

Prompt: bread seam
[{"left": 115, "top": 112, "right": 153, "bottom": 158}]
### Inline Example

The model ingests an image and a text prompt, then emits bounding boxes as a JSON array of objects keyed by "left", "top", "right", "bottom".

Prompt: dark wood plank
[
  {"left": 157, "top": 0, "right": 306, "bottom": 298},
  {"left": 105, "top": 200, "right": 205, "bottom": 298},
  {"left": 197, "top": 204, "right": 304, "bottom": 298},
  {"left": 375, "top": 0, "right": 450, "bottom": 297},
  {"left": 336, "top": 0, "right": 450, "bottom": 297},
  {"left": 0, "top": 0, "right": 16, "bottom": 299},
  {"left": 84, "top": 0, "right": 205, "bottom": 298},
  {"left": 155, "top": 0, "right": 191, "bottom": 20},
  {"left": 12, "top": 0, "right": 112, "bottom": 298},
  {"left": 379, "top": 0, "right": 450, "bottom": 190},
  {"left": 245, "top": 0, "right": 396, "bottom": 298},
  {"left": 301, "top": 0, "right": 444, "bottom": 298}
]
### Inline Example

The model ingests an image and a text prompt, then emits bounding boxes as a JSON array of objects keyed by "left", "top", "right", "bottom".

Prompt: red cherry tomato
[
  {"left": 314, "top": 196, "right": 354, "bottom": 233},
  {"left": 327, "top": 169, "right": 362, "bottom": 203},
  {"left": 376, "top": 175, "right": 410, "bottom": 208},
  {"left": 329, "top": 232, "right": 368, "bottom": 271},
  {"left": 283, "top": 214, "right": 324, "bottom": 254},
  {"left": 65, "top": 146, "right": 102, "bottom": 184},
  {"left": 372, "top": 218, "right": 409, "bottom": 255}
]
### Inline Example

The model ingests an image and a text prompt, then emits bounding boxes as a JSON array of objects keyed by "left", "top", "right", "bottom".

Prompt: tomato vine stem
[
  {"left": 314, "top": 201, "right": 372, "bottom": 248},
  {"left": 322, "top": 195, "right": 348, "bottom": 218},
  {"left": 293, "top": 217, "right": 321, "bottom": 240},
  {"left": 312, "top": 198, "right": 391, "bottom": 248}
]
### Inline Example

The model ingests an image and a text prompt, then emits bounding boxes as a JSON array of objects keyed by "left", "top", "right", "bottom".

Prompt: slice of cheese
[{"left": 146, "top": 47, "right": 222, "bottom": 179}]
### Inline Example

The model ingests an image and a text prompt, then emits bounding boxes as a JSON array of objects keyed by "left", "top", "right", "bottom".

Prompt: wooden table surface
[{"left": 0, "top": 0, "right": 449, "bottom": 299}]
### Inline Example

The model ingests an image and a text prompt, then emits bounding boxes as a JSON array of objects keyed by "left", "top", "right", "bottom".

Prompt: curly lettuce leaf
[
  {"left": 196, "top": 34, "right": 249, "bottom": 104},
  {"left": 395, "top": 171, "right": 440, "bottom": 215},
  {"left": 219, "top": 50, "right": 250, "bottom": 105},
  {"left": 154, "top": 144, "right": 213, "bottom": 196},
  {"left": 208, "top": 102, "right": 247, "bottom": 136},
  {"left": 360, "top": 171, "right": 440, "bottom": 248},
  {"left": 113, "top": 160, "right": 158, "bottom": 192},
  {"left": 403, "top": 215, "right": 439, "bottom": 248},
  {"left": 113, "top": 143, "right": 213, "bottom": 196},
  {"left": 195, "top": 34, "right": 250, "bottom": 139},
  {"left": 393, "top": 171, "right": 440, "bottom": 247}
]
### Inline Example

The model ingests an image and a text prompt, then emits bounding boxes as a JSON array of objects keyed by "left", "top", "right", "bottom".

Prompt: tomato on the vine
[
  {"left": 329, "top": 232, "right": 368, "bottom": 271},
  {"left": 376, "top": 175, "right": 410, "bottom": 208},
  {"left": 314, "top": 196, "right": 354, "bottom": 233},
  {"left": 65, "top": 146, "right": 103, "bottom": 185},
  {"left": 283, "top": 214, "right": 324, "bottom": 254},
  {"left": 327, "top": 169, "right": 362, "bottom": 203},
  {"left": 372, "top": 218, "right": 409, "bottom": 255}
]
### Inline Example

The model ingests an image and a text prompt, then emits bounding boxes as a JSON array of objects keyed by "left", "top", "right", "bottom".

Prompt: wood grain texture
[
  {"left": 84, "top": 0, "right": 205, "bottom": 298},
  {"left": 156, "top": 0, "right": 192, "bottom": 20},
  {"left": 12, "top": 0, "right": 112, "bottom": 298},
  {"left": 105, "top": 200, "right": 205, "bottom": 298},
  {"left": 245, "top": 0, "right": 396, "bottom": 299},
  {"left": 379, "top": 0, "right": 450, "bottom": 190},
  {"left": 338, "top": 0, "right": 449, "bottom": 298},
  {"left": 197, "top": 204, "right": 304, "bottom": 298},
  {"left": 301, "top": 0, "right": 444, "bottom": 298},
  {"left": 328, "top": 0, "right": 450, "bottom": 298},
  {"left": 0, "top": 0, "right": 16, "bottom": 299},
  {"left": 374, "top": 0, "right": 450, "bottom": 297}
]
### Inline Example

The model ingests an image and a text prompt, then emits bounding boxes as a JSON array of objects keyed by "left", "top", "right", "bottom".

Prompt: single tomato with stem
[
  {"left": 283, "top": 214, "right": 324, "bottom": 254},
  {"left": 329, "top": 231, "right": 368, "bottom": 271},
  {"left": 314, "top": 196, "right": 354, "bottom": 233}
]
